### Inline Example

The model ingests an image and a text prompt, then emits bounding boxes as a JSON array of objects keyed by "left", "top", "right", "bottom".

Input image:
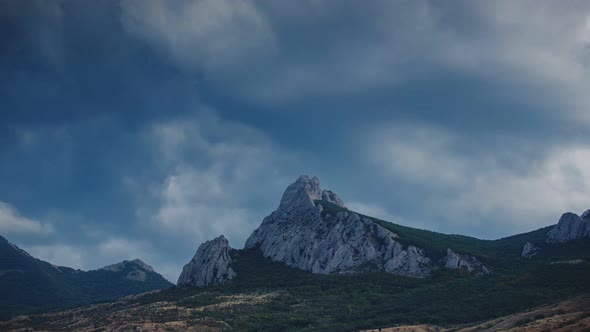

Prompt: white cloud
[
  {"left": 133, "top": 112, "right": 294, "bottom": 249},
  {"left": 120, "top": 1, "right": 590, "bottom": 124},
  {"left": 449, "top": 146, "right": 590, "bottom": 230},
  {"left": 0, "top": 201, "right": 54, "bottom": 235},
  {"left": 26, "top": 244, "right": 83, "bottom": 269},
  {"left": 98, "top": 237, "right": 146, "bottom": 258},
  {"left": 347, "top": 201, "right": 397, "bottom": 222},
  {"left": 121, "top": 0, "right": 274, "bottom": 71},
  {"left": 24, "top": 238, "right": 181, "bottom": 282},
  {"left": 367, "top": 123, "right": 590, "bottom": 236},
  {"left": 368, "top": 124, "right": 467, "bottom": 187},
  {"left": 436, "top": 1, "right": 590, "bottom": 124}
]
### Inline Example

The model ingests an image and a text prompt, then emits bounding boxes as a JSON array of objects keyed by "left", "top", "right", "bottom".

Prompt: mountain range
[
  {"left": 2, "top": 175, "right": 590, "bottom": 331},
  {"left": 0, "top": 235, "right": 172, "bottom": 320},
  {"left": 177, "top": 175, "right": 586, "bottom": 287}
]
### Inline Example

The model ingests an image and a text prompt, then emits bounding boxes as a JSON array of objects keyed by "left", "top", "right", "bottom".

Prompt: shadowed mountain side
[{"left": 0, "top": 235, "right": 173, "bottom": 320}]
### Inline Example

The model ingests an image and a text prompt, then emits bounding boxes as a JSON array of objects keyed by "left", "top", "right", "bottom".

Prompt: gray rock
[
  {"left": 245, "top": 175, "right": 432, "bottom": 278},
  {"left": 546, "top": 211, "right": 590, "bottom": 243},
  {"left": 521, "top": 242, "right": 540, "bottom": 258},
  {"left": 101, "top": 259, "right": 155, "bottom": 273},
  {"left": 277, "top": 175, "right": 344, "bottom": 213},
  {"left": 178, "top": 235, "right": 236, "bottom": 287},
  {"left": 100, "top": 259, "right": 156, "bottom": 281},
  {"left": 444, "top": 248, "right": 489, "bottom": 276}
]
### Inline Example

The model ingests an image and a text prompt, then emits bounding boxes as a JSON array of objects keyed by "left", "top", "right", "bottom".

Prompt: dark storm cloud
[{"left": 2, "top": 0, "right": 590, "bottom": 281}]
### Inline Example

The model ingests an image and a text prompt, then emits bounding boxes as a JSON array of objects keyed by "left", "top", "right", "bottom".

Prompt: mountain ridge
[
  {"left": 179, "top": 175, "right": 590, "bottom": 288},
  {"left": 0, "top": 234, "right": 173, "bottom": 320},
  {"left": 3, "top": 175, "right": 590, "bottom": 330}
]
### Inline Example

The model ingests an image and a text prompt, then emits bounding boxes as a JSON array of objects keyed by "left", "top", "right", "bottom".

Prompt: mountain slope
[
  {"left": 4, "top": 246, "right": 590, "bottom": 331},
  {"left": 244, "top": 176, "right": 489, "bottom": 278},
  {"left": 4, "top": 175, "right": 590, "bottom": 330},
  {"left": 0, "top": 235, "right": 173, "bottom": 320}
]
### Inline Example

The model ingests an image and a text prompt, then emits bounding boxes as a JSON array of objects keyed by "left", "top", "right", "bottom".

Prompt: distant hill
[{"left": 0, "top": 235, "right": 173, "bottom": 320}]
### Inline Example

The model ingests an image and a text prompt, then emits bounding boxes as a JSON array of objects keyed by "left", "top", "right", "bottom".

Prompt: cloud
[
  {"left": 449, "top": 146, "right": 590, "bottom": 230},
  {"left": 24, "top": 236, "right": 180, "bottom": 282},
  {"left": 133, "top": 111, "right": 295, "bottom": 249},
  {"left": 98, "top": 237, "right": 146, "bottom": 258},
  {"left": 120, "top": 0, "right": 590, "bottom": 126},
  {"left": 367, "top": 122, "right": 590, "bottom": 237},
  {"left": 367, "top": 124, "right": 466, "bottom": 187},
  {"left": 119, "top": 0, "right": 437, "bottom": 103},
  {"left": 436, "top": 1, "right": 590, "bottom": 124},
  {"left": 120, "top": 0, "right": 274, "bottom": 71},
  {"left": 26, "top": 243, "right": 83, "bottom": 269},
  {"left": 347, "top": 201, "right": 397, "bottom": 222},
  {"left": 95, "top": 237, "right": 180, "bottom": 281},
  {"left": 0, "top": 201, "right": 53, "bottom": 235}
]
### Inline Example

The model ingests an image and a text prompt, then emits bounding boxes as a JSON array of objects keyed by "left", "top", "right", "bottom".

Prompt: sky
[{"left": 2, "top": 0, "right": 590, "bottom": 282}]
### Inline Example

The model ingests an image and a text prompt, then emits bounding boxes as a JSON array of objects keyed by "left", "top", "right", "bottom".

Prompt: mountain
[
  {"left": 179, "top": 176, "right": 489, "bottom": 286},
  {"left": 0, "top": 235, "right": 173, "bottom": 320},
  {"left": 244, "top": 175, "right": 488, "bottom": 277},
  {"left": 177, "top": 235, "right": 236, "bottom": 287},
  {"left": 546, "top": 210, "right": 590, "bottom": 243},
  {"left": 3, "top": 175, "right": 590, "bottom": 331}
]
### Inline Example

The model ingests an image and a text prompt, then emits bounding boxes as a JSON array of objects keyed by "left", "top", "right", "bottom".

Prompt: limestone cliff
[
  {"left": 546, "top": 210, "right": 590, "bottom": 243},
  {"left": 245, "top": 175, "right": 433, "bottom": 277},
  {"left": 177, "top": 235, "right": 236, "bottom": 286}
]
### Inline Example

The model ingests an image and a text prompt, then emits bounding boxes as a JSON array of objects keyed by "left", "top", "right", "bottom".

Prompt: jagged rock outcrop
[
  {"left": 444, "top": 248, "right": 490, "bottom": 275},
  {"left": 521, "top": 242, "right": 541, "bottom": 258},
  {"left": 178, "top": 235, "right": 236, "bottom": 287},
  {"left": 546, "top": 210, "right": 590, "bottom": 243},
  {"left": 100, "top": 259, "right": 155, "bottom": 281},
  {"left": 245, "top": 175, "right": 433, "bottom": 278}
]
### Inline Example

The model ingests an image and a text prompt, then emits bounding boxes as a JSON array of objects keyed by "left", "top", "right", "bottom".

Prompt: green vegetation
[
  {"left": 132, "top": 244, "right": 590, "bottom": 332},
  {"left": 319, "top": 199, "right": 553, "bottom": 268},
  {"left": 5, "top": 203, "right": 590, "bottom": 331},
  {"left": 126, "top": 203, "right": 590, "bottom": 331},
  {"left": 0, "top": 236, "right": 173, "bottom": 320}
]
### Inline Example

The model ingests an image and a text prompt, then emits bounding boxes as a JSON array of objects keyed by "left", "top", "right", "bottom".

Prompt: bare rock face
[
  {"left": 444, "top": 248, "right": 490, "bottom": 276},
  {"left": 276, "top": 175, "right": 344, "bottom": 212},
  {"left": 546, "top": 211, "right": 590, "bottom": 243},
  {"left": 521, "top": 242, "right": 541, "bottom": 258},
  {"left": 245, "top": 175, "right": 433, "bottom": 278},
  {"left": 177, "top": 235, "right": 236, "bottom": 287},
  {"left": 100, "top": 259, "right": 156, "bottom": 282}
]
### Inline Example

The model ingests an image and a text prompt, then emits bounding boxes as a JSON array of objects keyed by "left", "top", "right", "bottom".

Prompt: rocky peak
[
  {"left": 278, "top": 175, "right": 344, "bottom": 213},
  {"left": 130, "top": 259, "right": 155, "bottom": 272},
  {"left": 177, "top": 235, "right": 236, "bottom": 287},
  {"left": 546, "top": 212, "right": 590, "bottom": 243},
  {"left": 100, "top": 259, "right": 157, "bottom": 282},
  {"left": 101, "top": 259, "right": 155, "bottom": 273},
  {"left": 245, "top": 176, "right": 433, "bottom": 278},
  {"left": 321, "top": 190, "right": 345, "bottom": 207},
  {"left": 582, "top": 209, "right": 590, "bottom": 220}
]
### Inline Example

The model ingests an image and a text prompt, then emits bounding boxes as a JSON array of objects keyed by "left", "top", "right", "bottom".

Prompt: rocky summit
[
  {"left": 243, "top": 175, "right": 486, "bottom": 278},
  {"left": 178, "top": 235, "right": 236, "bottom": 287},
  {"left": 546, "top": 210, "right": 590, "bottom": 243},
  {"left": 101, "top": 259, "right": 155, "bottom": 281}
]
